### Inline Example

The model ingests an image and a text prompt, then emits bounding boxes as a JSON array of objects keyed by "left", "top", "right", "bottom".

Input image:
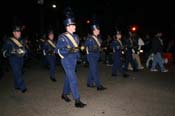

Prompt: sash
[
  {"left": 117, "top": 39, "right": 123, "bottom": 48},
  {"left": 64, "top": 33, "right": 78, "bottom": 47},
  {"left": 92, "top": 35, "right": 101, "bottom": 47},
  {"left": 47, "top": 40, "right": 56, "bottom": 48},
  {"left": 10, "top": 37, "right": 23, "bottom": 47}
]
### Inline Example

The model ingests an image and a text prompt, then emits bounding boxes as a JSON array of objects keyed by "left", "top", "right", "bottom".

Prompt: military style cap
[
  {"left": 115, "top": 27, "right": 121, "bottom": 35},
  {"left": 116, "top": 31, "right": 121, "bottom": 35},
  {"left": 47, "top": 29, "right": 54, "bottom": 35},
  {"left": 64, "top": 6, "right": 76, "bottom": 27},
  {"left": 91, "top": 23, "right": 100, "bottom": 30},
  {"left": 64, "top": 18, "right": 76, "bottom": 26},
  {"left": 12, "top": 26, "right": 21, "bottom": 32}
]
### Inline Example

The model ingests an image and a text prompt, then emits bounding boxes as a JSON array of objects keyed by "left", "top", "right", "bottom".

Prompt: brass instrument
[
  {"left": 16, "top": 48, "right": 26, "bottom": 57},
  {"left": 66, "top": 45, "right": 85, "bottom": 53},
  {"left": 11, "top": 47, "right": 26, "bottom": 57}
]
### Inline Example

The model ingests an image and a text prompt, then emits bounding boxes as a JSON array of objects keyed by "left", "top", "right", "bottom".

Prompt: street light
[
  {"left": 37, "top": 0, "right": 44, "bottom": 5},
  {"left": 131, "top": 26, "right": 136, "bottom": 31},
  {"left": 52, "top": 4, "right": 56, "bottom": 8},
  {"left": 86, "top": 20, "right": 90, "bottom": 24},
  {"left": 130, "top": 25, "right": 138, "bottom": 32}
]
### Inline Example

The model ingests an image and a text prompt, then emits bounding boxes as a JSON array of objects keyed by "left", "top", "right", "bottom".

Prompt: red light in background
[
  {"left": 86, "top": 20, "right": 90, "bottom": 24},
  {"left": 132, "top": 27, "right": 136, "bottom": 31},
  {"left": 130, "top": 25, "right": 138, "bottom": 32}
]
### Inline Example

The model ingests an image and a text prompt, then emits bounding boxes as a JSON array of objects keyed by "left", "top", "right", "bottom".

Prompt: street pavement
[{"left": 0, "top": 60, "right": 175, "bottom": 116}]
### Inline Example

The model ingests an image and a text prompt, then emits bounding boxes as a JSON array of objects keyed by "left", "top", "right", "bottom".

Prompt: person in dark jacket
[{"left": 150, "top": 32, "right": 168, "bottom": 72}]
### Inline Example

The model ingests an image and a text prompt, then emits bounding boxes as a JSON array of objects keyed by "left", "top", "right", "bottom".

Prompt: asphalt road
[{"left": 0, "top": 60, "right": 175, "bottom": 116}]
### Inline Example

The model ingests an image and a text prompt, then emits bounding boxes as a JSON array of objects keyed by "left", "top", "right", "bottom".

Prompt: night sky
[{"left": 0, "top": 0, "right": 174, "bottom": 37}]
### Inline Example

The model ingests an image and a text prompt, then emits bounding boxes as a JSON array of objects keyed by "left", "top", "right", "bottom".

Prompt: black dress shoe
[
  {"left": 97, "top": 85, "right": 107, "bottom": 91},
  {"left": 50, "top": 78, "right": 57, "bottom": 82},
  {"left": 87, "top": 84, "right": 96, "bottom": 88},
  {"left": 75, "top": 100, "right": 87, "bottom": 108},
  {"left": 111, "top": 74, "right": 117, "bottom": 77},
  {"left": 61, "top": 95, "right": 71, "bottom": 102},
  {"left": 15, "top": 88, "right": 20, "bottom": 90},
  {"left": 22, "top": 88, "right": 27, "bottom": 93},
  {"left": 123, "top": 73, "right": 129, "bottom": 78}
]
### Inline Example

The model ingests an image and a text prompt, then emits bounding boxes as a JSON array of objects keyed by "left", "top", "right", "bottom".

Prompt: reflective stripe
[
  {"left": 43, "top": 50, "right": 46, "bottom": 56},
  {"left": 3, "top": 50, "right": 7, "bottom": 57},
  {"left": 86, "top": 47, "right": 89, "bottom": 54},
  {"left": 57, "top": 49, "right": 64, "bottom": 59},
  {"left": 113, "top": 48, "right": 115, "bottom": 53}
]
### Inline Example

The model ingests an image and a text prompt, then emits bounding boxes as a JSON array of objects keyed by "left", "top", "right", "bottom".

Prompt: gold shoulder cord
[
  {"left": 92, "top": 35, "right": 101, "bottom": 47},
  {"left": 10, "top": 37, "right": 23, "bottom": 47},
  {"left": 47, "top": 40, "right": 56, "bottom": 48},
  {"left": 64, "top": 33, "right": 78, "bottom": 47}
]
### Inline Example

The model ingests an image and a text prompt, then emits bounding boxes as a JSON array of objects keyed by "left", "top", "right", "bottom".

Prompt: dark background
[{"left": 0, "top": 0, "right": 174, "bottom": 38}]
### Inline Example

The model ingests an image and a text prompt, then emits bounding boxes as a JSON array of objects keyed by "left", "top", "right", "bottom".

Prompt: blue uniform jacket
[
  {"left": 43, "top": 39, "right": 56, "bottom": 55},
  {"left": 55, "top": 32, "right": 80, "bottom": 59},
  {"left": 111, "top": 39, "right": 123, "bottom": 55},
  {"left": 3, "top": 37, "right": 26, "bottom": 58},
  {"left": 85, "top": 35, "right": 102, "bottom": 54}
]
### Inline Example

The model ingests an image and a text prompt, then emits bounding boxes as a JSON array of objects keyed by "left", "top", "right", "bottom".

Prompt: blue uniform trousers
[
  {"left": 9, "top": 56, "right": 26, "bottom": 91},
  {"left": 112, "top": 53, "right": 124, "bottom": 74},
  {"left": 61, "top": 54, "right": 80, "bottom": 100},
  {"left": 87, "top": 53, "right": 101, "bottom": 87},
  {"left": 46, "top": 55, "right": 56, "bottom": 79}
]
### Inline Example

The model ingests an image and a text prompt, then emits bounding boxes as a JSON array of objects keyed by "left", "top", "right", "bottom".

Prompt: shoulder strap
[
  {"left": 10, "top": 37, "right": 23, "bottom": 47},
  {"left": 47, "top": 40, "right": 56, "bottom": 48},
  {"left": 92, "top": 35, "right": 101, "bottom": 47},
  {"left": 117, "top": 39, "right": 123, "bottom": 47},
  {"left": 64, "top": 33, "right": 78, "bottom": 47}
]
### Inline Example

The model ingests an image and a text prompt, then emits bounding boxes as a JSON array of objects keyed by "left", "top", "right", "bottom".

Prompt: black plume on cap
[
  {"left": 64, "top": 6, "right": 74, "bottom": 19},
  {"left": 63, "top": 6, "right": 76, "bottom": 26},
  {"left": 47, "top": 29, "right": 54, "bottom": 35},
  {"left": 90, "top": 14, "right": 100, "bottom": 30},
  {"left": 115, "top": 27, "right": 121, "bottom": 35}
]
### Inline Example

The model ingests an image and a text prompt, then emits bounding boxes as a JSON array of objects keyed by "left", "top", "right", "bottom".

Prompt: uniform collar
[{"left": 66, "top": 31, "right": 74, "bottom": 36}]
